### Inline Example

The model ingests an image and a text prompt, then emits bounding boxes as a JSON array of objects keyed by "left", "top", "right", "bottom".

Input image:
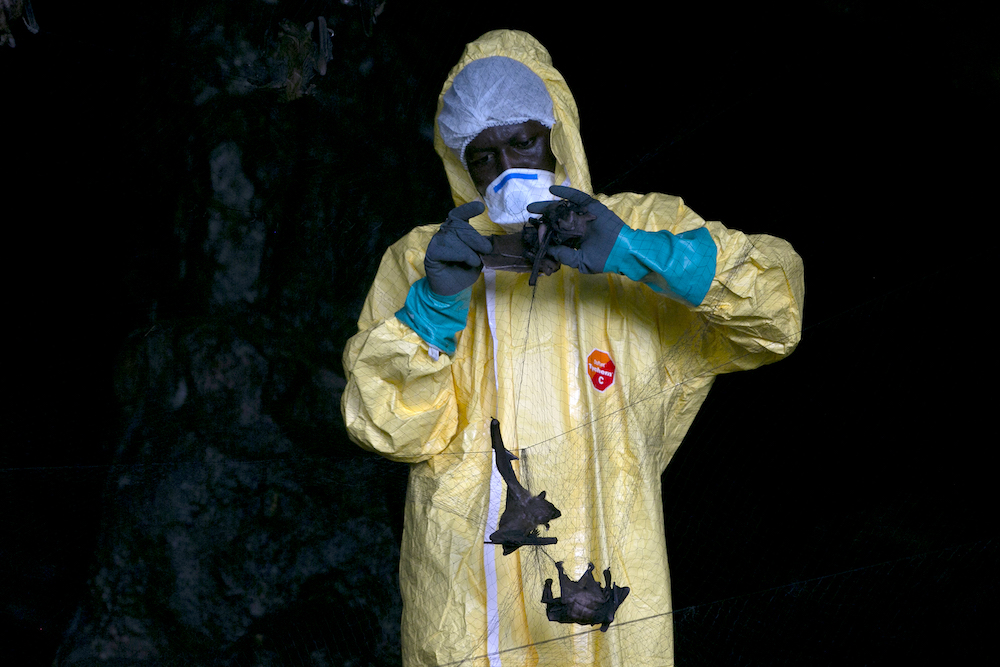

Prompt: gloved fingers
[
  {"left": 548, "top": 185, "right": 596, "bottom": 207},
  {"left": 441, "top": 209, "right": 493, "bottom": 256},
  {"left": 449, "top": 201, "right": 486, "bottom": 222},
  {"left": 427, "top": 234, "right": 485, "bottom": 267},
  {"left": 547, "top": 244, "right": 583, "bottom": 270},
  {"left": 535, "top": 185, "right": 611, "bottom": 222},
  {"left": 441, "top": 220, "right": 493, "bottom": 255},
  {"left": 526, "top": 199, "right": 562, "bottom": 215}
]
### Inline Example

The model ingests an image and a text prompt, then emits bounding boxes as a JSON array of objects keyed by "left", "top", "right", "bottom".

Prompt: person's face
[{"left": 465, "top": 120, "right": 557, "bottom": 197}]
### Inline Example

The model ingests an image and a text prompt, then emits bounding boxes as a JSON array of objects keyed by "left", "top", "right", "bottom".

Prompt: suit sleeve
[
  {"left": 341, "top": 227, "right": 463, "bottom": 463},
  {"left": 697, "top": 220, "right": 804, "bottom": 372},
  {"left": 603, "top": 192, "right": 805, "bottom": 373}
]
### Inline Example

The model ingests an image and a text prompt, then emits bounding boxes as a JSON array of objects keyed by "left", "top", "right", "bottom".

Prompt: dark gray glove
[
  {"left": 425, "top": 202, "right": 493, "bottom": 296},
  {"left": 527, "top": 185, "right": 625, "bottom": 274}
]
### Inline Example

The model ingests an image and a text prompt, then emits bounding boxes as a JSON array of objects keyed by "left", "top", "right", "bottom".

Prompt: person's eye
[{"left": 514, "top": 137, "right": 537, "bottom": 150}]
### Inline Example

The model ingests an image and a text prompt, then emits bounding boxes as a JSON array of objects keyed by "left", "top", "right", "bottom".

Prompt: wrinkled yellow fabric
[{"left": 342, "top": 30, "right": 804, "bottom": 667}]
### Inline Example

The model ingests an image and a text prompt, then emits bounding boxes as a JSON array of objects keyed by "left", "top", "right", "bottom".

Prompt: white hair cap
[{"left": 438, "top": 56, "right": 556, "bottom": 169}]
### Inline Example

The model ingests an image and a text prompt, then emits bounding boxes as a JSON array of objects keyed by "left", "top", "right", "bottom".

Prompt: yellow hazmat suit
[{"left": 342, "top": 30, "right": 804, "bottom": 667}]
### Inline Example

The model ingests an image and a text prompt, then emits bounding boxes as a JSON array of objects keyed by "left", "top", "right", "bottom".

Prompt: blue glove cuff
[
  {"left": 604, "top": 225, "right": 717, "bottom": 306},
  {"left": 395, "top": 277, "right": 471, "bottom": 355}
]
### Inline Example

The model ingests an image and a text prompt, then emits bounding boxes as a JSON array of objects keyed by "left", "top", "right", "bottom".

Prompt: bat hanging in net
[
  {"left": 541, "top": 561, "right": 630, "bottom": 632},
  {"left": 487, "top": 418, "right": 561, "bottom": 555}
]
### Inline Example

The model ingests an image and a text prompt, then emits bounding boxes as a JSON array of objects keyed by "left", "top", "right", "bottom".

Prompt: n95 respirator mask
[{"left": 482, "top": 168, "right": 560, "bottom": 230}]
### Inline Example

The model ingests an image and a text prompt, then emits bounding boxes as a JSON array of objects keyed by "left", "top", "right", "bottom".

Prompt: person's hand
[
  {"left": 527, "top": 186, "right": 625, "bottom": 274},
  {"left": 425, "top": 202, "right": 493, "bottom": 296}
]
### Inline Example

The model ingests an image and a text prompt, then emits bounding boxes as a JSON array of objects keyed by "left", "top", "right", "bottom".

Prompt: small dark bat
[
  {"left": 541, "top": 561, "right": 630, "bottom": 632},
  {"left": 316, "top": 16, "right": 332, "bottom": 76},
  {"left": 1, "top": 0, "right": 39, "bottom": 48},
  {"left": 522, "top": 199, "right": 596, "bottom": 285},
  {"left": 488, "top": 418, "right": 561, "bottom": 555}
]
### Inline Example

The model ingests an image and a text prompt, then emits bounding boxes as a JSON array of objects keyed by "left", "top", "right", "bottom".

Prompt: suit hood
[{"left": 433, "top": 30, "right": 593, "bottom": 231}]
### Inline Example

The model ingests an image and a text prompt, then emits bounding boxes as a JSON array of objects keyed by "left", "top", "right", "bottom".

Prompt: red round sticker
[{"left": 587, "top": 349, "right": 616, "bottom": 392}]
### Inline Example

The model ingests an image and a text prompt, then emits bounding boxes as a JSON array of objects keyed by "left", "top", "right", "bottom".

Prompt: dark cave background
[{"left": 3, "top": 1, "right": 996, "bottom": 665}]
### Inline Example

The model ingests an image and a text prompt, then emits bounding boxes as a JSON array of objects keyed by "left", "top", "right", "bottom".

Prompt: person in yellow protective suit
[{"left": 342, "top": 30, "right": 804, "bottom": 667}]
